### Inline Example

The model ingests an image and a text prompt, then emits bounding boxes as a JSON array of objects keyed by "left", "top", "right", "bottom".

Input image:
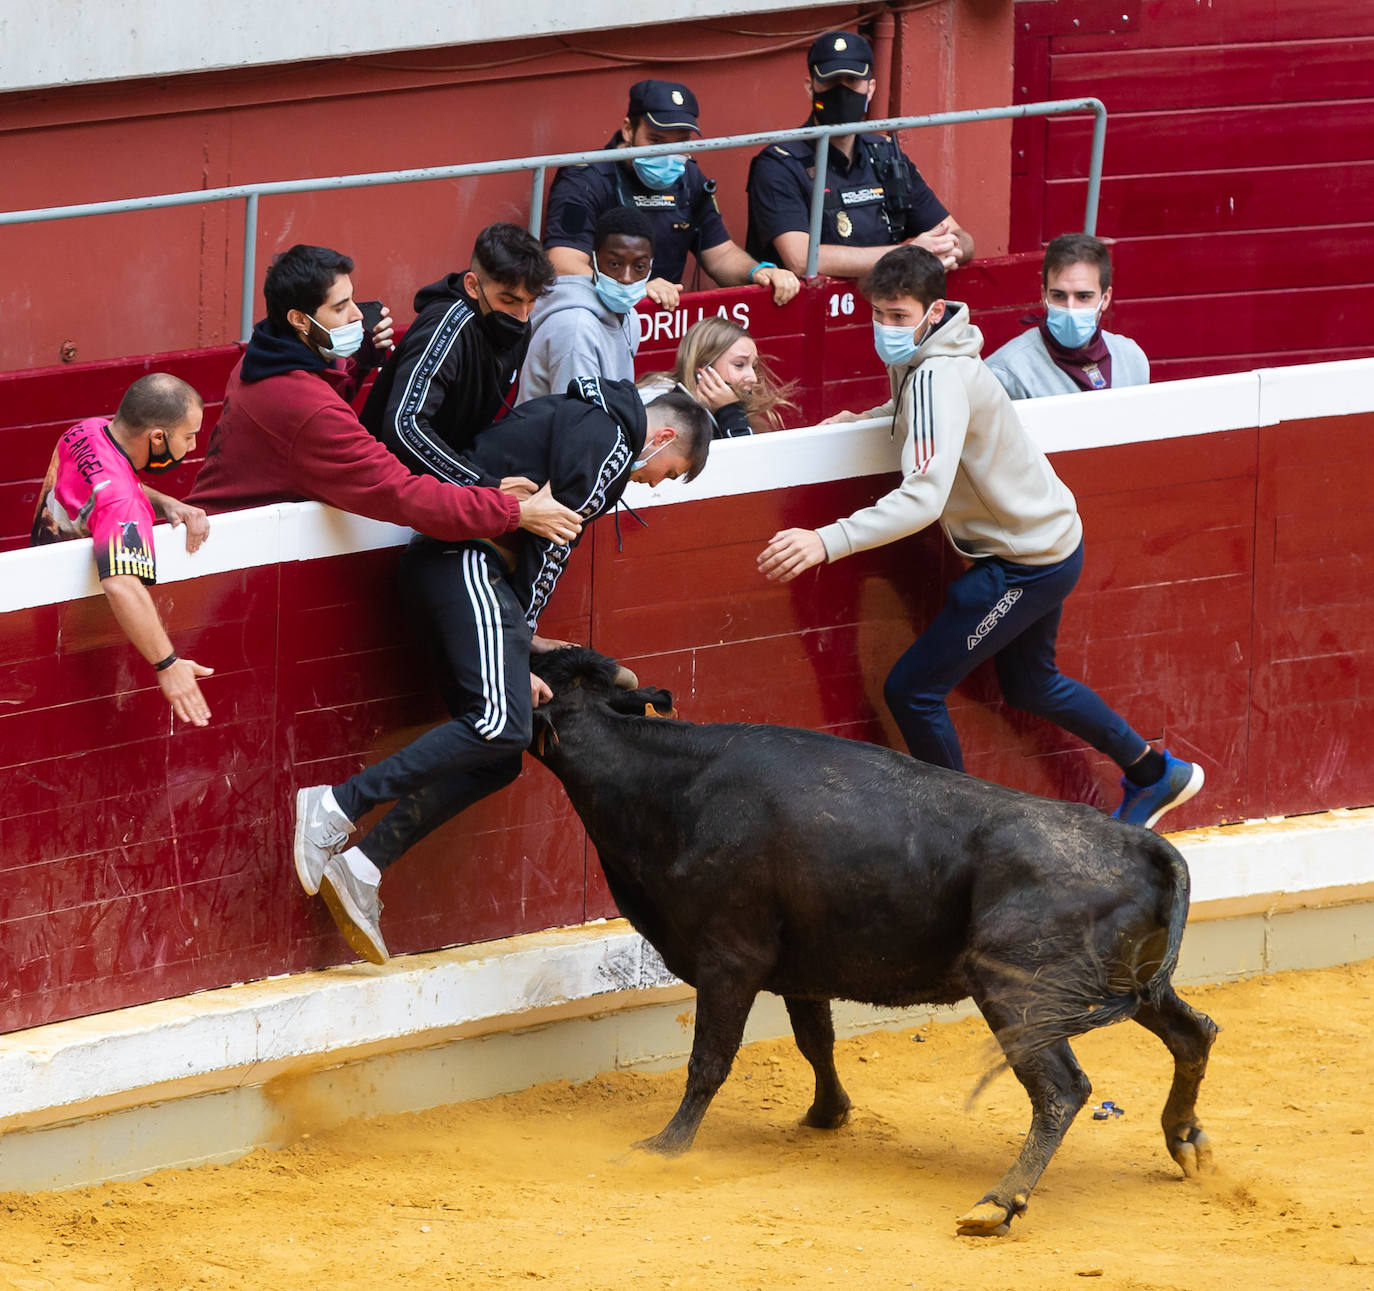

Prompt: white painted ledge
[
  {"left": 6, "top": 358, "right": 1373, "bottom": 614},
  {"left": 3, "top": 810, "right": 1372, "bottom": 1142}
]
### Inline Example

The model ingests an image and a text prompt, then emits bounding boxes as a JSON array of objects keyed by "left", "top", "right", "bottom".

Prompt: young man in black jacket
[
  {"left": 361, "top": 223, "right": 556, "bottom": 480},
  {"left": 294, "top": 380, "right": 714, "bottom": 964}
]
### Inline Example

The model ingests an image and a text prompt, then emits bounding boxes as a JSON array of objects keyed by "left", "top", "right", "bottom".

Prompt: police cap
[
  {"left": 627, "top": 80, "right": 702, "bottom": 135},
  {"left": 809, "top": 31, "right": 874, "bottom": 80}
]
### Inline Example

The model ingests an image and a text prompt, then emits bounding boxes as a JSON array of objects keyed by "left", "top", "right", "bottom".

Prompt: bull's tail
[
  {"left": 1142, "top": 832, "right": 1191, "bottom": 1010},
  {"left": 965, "top": 838, "right": 1192, "bottom": 1105}
]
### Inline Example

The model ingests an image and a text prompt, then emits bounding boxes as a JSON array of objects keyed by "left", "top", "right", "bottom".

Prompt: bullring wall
[{"left": 2, "top": 357, "right": 1373, "bottom": 1035}]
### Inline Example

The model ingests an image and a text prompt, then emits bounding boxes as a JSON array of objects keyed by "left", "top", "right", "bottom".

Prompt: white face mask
[{"left": 309, "top": 314, "right": 365, "bottom": 359}]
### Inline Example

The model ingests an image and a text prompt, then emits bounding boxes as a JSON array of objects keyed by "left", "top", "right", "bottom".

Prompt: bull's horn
[{"left": 613, "top": 664, "right": 639, "bottom": 689}]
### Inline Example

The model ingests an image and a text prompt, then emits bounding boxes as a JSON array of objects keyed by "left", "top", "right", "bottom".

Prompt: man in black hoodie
[
  {"left": 361, "top": 223, "right": 557, "bottom": 480},
  {"left": 294, "top": 380, "right": 715, "bottom": 964}
]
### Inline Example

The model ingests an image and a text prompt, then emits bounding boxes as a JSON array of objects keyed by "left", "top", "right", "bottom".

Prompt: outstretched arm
[{"left": 101, "top": 574, "right": 214, "bottom": 726}]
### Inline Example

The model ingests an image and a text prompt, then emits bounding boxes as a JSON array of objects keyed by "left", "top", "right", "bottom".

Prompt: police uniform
[
  {"left": 745, "top": 29, "right": 951, "bottom": 264},
  {"left": 746, "top": 134, "right": 949, "bottom": 264},
  {"left": 543, "top": 80, "right": 731, "bottom": 286}
]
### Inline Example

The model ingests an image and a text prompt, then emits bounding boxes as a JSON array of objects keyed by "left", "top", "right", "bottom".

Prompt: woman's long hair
[{"left": 640, "top": 317, "right": 799, "bottom": 432}]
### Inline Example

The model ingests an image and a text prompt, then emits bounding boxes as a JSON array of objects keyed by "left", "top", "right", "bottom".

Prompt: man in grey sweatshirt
[
  {"left": 986, "top": 233, "right": 1149, "bottom": 400},
  {"left": 757, "top": 246, "right": 1203, "bottom": 831},
  {"left": 517, "top": 206, "right": 654, "bottom": 403}
]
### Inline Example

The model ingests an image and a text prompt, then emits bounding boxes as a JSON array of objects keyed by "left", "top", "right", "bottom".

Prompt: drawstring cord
[{"left": 613, "top": 496, "right": 650, "bottom": 553}]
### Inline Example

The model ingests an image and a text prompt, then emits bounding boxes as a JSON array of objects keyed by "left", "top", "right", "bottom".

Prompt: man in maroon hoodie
[{"left": 189, "top": 244, "right": 581, "bottom": 545}]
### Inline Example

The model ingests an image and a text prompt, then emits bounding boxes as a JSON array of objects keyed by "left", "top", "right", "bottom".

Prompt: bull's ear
[{"left": 608, "top": 685, "right": 675, "bottom": 716}]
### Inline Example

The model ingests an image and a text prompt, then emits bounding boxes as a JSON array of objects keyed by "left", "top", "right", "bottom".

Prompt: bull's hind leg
[
  {"left": 784, "top": 997, "right": 851, "bottom": 1129},
  {"left": 635, "top": 970, "right": 758, "bottom": 1157},
  {"left": 956, "top": 1003, "right": 1092, "bottom": 1236},
  {"left": 1134, "top": 985, "right": 1219, "bottom": 1177}
]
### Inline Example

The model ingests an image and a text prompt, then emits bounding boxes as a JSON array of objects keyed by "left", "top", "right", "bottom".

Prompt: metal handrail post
[
  {"left": 240, "top": 193, "right": 259, "bottom": 343},
  {"left": 528, "top": 166, "right": 546, "bottom": 239},
  {"left": 1084, "top": 100, "right": 1107, "bottom": 235},
  {"left": 804, "top": 134, "right": 832, "bottom": 280}
]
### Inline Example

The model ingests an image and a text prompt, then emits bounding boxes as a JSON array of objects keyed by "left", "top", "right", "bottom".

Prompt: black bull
[{"left": 529, "top": 647, "right": 1218, "bottom": 1235}]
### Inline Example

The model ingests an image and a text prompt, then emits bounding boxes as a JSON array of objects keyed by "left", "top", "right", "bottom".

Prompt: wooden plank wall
[
  {"left": 1011, "top": 0, "right": 1374, "bottom": 378},
  {"left": 4, "top": 393, "right": 1373, "bottom": 1033}
]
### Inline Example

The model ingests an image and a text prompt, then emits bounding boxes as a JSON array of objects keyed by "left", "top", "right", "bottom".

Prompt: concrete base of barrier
[{"left": 2, "top": 810, "right": 1373, "bottom": 1193}]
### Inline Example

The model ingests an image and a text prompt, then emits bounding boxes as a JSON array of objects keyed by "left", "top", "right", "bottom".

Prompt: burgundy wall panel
[
  {"left": 1010, "top": 0, "right": 1374, "bottom": 377},
  {"left": 4, "top": 379, "right": 1374, "bottom": 1029}
]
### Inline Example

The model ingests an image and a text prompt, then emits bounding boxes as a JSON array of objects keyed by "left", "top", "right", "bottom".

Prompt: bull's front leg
[
  {"left": 784, "top": 996, "right": 851, "bottom": 1129},
  {"left": 635, "top": 969, "right": 758, "bottom": 1157}
]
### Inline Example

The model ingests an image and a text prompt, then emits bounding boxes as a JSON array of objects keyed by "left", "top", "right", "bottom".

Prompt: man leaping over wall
[{"left": 292, "top": 381, "right": 715, "bottom": 965}]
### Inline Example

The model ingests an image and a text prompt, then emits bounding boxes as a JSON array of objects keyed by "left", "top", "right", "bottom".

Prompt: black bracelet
[{"left": 153, "top": 652, "right": 179, "bottom": 672}]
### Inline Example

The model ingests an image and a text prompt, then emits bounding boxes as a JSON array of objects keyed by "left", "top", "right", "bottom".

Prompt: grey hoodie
[
  {"left": 516, "top": 275, "right": 640, "bottom": 404},
  {"left": 817, "top": 302, "right": 1082, "bottom": 567}
]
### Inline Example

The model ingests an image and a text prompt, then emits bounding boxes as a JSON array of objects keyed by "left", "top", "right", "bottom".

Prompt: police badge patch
[{"left": 836, "top": 210, "right": 853, "bottom": 238}]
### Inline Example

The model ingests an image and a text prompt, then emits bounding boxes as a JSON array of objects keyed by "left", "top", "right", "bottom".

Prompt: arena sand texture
[{"left": 2, "top": 959, "right": 1371, "bottom": 1290}]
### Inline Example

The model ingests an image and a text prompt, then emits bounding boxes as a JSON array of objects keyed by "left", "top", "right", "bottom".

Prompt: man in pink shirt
[{"left": 33, "top": 373, "right": 215, "bottom": 726}]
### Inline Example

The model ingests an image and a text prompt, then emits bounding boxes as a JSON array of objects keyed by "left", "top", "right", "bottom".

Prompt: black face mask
[
  {"left": 480, "top": 307, "right": 530, "bottom": 352},
  {"left": 474, "top": 279, "right": 532, "bottom": 353},
  {"left": 142, "top": 436, "right": 185, "bottom": 474},
  {"left": 812, "top": 84, "right": 869, "bottom": 126}
]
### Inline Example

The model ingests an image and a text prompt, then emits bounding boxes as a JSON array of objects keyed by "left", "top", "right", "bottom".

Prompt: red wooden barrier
[
  {"left": 3, "top": 373, "right": 1373, "bottom": 1034},
  {"left": 1011, "top": 0, "right": 1374, "bottom": 376}
]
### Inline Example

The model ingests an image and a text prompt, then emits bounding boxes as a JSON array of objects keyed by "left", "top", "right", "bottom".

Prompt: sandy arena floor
[{"left": 2, "top": 958, "right": 1371, "bottom": 1290}]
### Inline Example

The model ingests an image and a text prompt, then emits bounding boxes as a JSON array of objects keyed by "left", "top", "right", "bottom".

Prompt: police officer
[
  {"left": 543, "top": 79, "right": 799, "bottom": 311},
  {"left": 746, "top": 30, "right": 974, "bottom": 279}
]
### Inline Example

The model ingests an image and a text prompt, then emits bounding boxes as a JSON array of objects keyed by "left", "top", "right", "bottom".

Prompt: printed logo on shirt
[
  {"left": 840, "top": 186, "right": 885, "bottom": 205},
  {"left": 107, "top": 521, "right": 156, "bottom": 582},
  {"left": 966, "top": 588, "right": 1022, "bottom": 651},
  {"left": 633, "top": 194, "right": 679, "bottom": 210},
  {"left": 574, "top": 376, "right": 609, "bottom": 412}
]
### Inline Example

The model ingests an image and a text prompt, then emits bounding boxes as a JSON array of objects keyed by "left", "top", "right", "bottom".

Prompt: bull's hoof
[
  {"left": 633, "top": 1130, "right": 692, "bottom": 1158},
  {"left": 955, "top": 1202, "right": 1012, "bottom": 1237},
  {"left": 956, "top": 1192, "right": 1027, "bottom": 1237},
  {"left": 1169, "top": 1127, "right": 1215, "bottom": 1178},
  {"left": 801, "top": 1103, "right": 851, "bottom": 1131}
]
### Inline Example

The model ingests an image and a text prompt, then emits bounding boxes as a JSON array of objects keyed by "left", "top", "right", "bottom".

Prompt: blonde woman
[{"left": 639, "top": 316, "right": 797, "bottom": 437}]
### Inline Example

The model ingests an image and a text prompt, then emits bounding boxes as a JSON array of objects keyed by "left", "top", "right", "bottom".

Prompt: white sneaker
[
  {"left": 293, "top": 785, "right": 354, "bottom": 895},
  {"left": 319, "top": 850, "right": 389, "bottom": 965}
]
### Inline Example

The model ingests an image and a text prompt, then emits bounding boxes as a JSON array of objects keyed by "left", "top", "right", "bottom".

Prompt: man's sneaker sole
[
  {"left": 1144, "top": 762, "right": 1206, "bottom": 829},
  {"left": 319, "top": 870, "right": 390, "bottom": 965}
]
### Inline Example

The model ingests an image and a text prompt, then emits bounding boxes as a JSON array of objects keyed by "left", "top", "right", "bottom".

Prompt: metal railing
[{"left": 1, "top": 98, "right": 1105, "bottom": 343}]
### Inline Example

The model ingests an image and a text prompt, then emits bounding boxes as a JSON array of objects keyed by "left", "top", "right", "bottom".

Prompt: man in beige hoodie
[{"left": 757, "top": 246, "right": 1203, "bottom": 830}]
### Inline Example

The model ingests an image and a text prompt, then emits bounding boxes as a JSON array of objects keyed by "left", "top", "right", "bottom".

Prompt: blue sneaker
[{"left": 1113, "top": 750, "right": 1205, "bottom": 829}]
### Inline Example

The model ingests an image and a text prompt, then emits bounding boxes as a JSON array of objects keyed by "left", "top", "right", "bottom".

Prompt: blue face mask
[
  {"left": 633, "top": 153, "right": 686, "bottom": 191},
  {"left": 1044, "top": 302, "right": 1102, "bottom": 349},
  {"left": 592, "top": 255, "right": 650, "bottom": 314},
  {"left": 309, "top": 314, "right": 364, "bottom": 360},
  {"left": 632, "top": 438, "right": 671, "bottom": 472},
  {"left": 872, "top": 306, "right": 934, "bottom": 367}
]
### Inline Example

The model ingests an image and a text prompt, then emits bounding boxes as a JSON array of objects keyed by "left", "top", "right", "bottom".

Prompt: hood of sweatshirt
[
  {"left": 532, "top": 274, "right": 635, "bottom": 331},
  {"left": 240, "top": 319, "right": 330, "bottom": 384},
  {"left": 892, "top": 301, "right": 985, "bottom": 372},
  {"left": 561, "top": 375, "right": 649, "bottom": 454},
  {"left": 412, "top": 272, "right": 475, "bottom": 313}
]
